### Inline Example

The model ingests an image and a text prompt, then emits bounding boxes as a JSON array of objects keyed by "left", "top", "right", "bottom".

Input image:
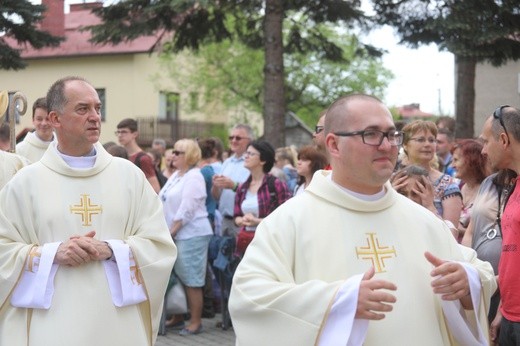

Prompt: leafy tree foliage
[
  {"left": 88, "top": 0, "right": 377, "bottom": 146},
  {"left": 163, "top": 27, "right": 391, "bottom": 130},
  {"left": 372, "top": 0, "right": 520, "bottom": 137},
  {"left": 0, "top": 0, "right": 62, "bottom": 70}
]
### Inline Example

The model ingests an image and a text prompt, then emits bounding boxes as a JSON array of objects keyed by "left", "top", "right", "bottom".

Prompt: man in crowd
[
  {"left": 480, "top": 105, "right": 520, "bottom": 345},
  {"left": 229, "top": 94, "right": 496, "bottom": 345},
  {"left": 436, "top": 127, "right": 456, "bottom": 176},
  {"left": 0, "top": 76, "right": 176, "bottom": 346},
  {"left": 313, "top": 109, "right": 330, "bottom": 169},
  {"left": 116, "top": 118, "right": 161, "bottom": 193},
  {"left": 211, "top": 124, "right": 253, "bottom": 237},
  {"left": 16, "top": 97, "right": 55, "bottom": 163}
]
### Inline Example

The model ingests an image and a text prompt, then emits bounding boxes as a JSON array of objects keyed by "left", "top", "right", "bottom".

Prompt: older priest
[{"left": 0, "top": 76, "right": 176, "bottom": 346}]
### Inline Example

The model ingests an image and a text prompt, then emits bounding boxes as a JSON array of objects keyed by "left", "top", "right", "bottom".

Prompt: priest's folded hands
[{"left": 54, "top": 230, "right": 112, "bottom": 266}]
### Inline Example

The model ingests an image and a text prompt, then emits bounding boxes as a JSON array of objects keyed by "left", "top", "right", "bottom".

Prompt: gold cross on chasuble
[
  {"left": 70, "top": 194, "right": 102, "bottom": 226},
  {"left": 356, "top": 233, "right": 397, "bottom": 273}
]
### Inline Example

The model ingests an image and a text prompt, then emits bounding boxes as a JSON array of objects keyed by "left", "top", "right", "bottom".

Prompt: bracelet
[{"left": 232, "top": 182, "right": 238, "bottom": 192}]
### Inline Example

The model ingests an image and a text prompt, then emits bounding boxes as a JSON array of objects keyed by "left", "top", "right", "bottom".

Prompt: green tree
[
  {"left": 372, "top": 0, "right": 520, "bottom": 138},
  {"left": 87, "top": 0, "right": 373, "bottom": 147},
  {"left": 163, "top": 27, "right": 392, "bottom": 129},
  {"left": 0, "top": 1, "right": 63, "bottom": 70}
]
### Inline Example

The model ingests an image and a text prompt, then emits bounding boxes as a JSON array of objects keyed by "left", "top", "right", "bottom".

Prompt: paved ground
[{"left": 155, "top": 314, "right": 235, "bottom": 346}]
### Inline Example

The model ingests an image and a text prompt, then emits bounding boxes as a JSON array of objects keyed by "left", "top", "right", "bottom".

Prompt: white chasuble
[
  {"left": 0, "top": 150, "right": 29, "bottom": 189},
  {"left": 0, "top": 142, "right": 176, "bottom": 346},
  {"left": 229, "top": 170, "right": 496, "bottom": 346}
]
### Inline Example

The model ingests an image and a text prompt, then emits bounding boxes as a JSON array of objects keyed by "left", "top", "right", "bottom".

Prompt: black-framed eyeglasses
[
  {"left": 333, "top": 129, "right": 403, "bottom": 146},
  {"left": 315, "top": 125, "right": 324, "bottom": 134},
  {"left": 493, "top": 105, "right": 510, "bottom": 138},
  {"left": 172, "top": 150, "right": 185, "bottom": 156}
]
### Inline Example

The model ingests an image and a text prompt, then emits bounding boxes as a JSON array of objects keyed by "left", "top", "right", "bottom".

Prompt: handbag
[{"left": 166, "top": 282, "right": 188, "bottom": 315}]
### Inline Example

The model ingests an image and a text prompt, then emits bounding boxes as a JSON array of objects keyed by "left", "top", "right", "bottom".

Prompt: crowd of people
[{"left": 0, "top": 76, "right": 518, "bottom": 345}]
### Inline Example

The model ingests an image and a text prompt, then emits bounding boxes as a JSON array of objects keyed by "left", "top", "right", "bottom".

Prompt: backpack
[{"left": 133, "top": 151, "right": 168, "bottom": 188}]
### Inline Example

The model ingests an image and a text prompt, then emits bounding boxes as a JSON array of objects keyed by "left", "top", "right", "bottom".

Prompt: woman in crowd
[
  {"left": 392, "top": 164, "right": 458, "bottom": 238},
  {"left": 234, "top": 140, "right": 292, "bottom": 256},
  {"left": 159, "top": 138, "right": 213, "bottom": 336},
  {"left": 162, "top": 148, "right": 176, "bottom": 179},
  {"left": 450, "top": 139, "right": 487, "bottom": 241},
  {"left": 273, "top": 146, "right": 298, "bottom": 192},
  {"left": 198, "top": 138, "right": 220, "bottom": 229},
  {"left": 294, "top": 145, "right": 328, "bottom": 196},
  {"left": 399, "top": 120, "right": 462, "bottom": 229}
]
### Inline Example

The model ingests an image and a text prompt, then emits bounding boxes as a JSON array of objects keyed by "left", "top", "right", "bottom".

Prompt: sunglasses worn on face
[
  {"left": 315, "top": 126, "right": 324, "bottom": 134},
  {"left": 229, "top": 136, "right": 248, "bottom": 141},
  {"left": 493, "top": 105, "right": 510, "bottom": 138},
  {"left": 172, "top": 150, "right": 185, "bottom": 156}
]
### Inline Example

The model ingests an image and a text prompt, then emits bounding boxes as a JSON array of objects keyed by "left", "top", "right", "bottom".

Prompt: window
[
  {"left": 95, "top": 88, "right": 106, "bottom": 122},
  {"left": 159, "top": 92, "right": 179, "bottom": 121},
  {"left": 189, "top": 91, "right": 199, "bottom": 111}
]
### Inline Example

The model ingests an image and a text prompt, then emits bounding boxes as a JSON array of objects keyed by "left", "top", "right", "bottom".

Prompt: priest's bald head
[
  {"left": 47, "top": 76, "right": 102, "bottom": 156},
  {"left": 323, "top": 94, "right": 400, "bottom": 195}
]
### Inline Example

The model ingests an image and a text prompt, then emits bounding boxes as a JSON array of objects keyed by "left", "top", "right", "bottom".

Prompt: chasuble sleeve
[{"left": 229, "top": 210, "right": 344, "bottom": 346}]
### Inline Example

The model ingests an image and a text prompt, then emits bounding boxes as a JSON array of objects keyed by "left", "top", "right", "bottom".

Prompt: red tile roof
[
  {"left": 6, "top": 2, "right": 162, "bottom": 59},
  {"left": 398, "top": 104, "right": 434, "bottom": 118}
]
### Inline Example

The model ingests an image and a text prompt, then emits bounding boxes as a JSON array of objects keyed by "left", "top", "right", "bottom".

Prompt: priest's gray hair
[{"left": 47, "top": 76, "right": 90, "bottom": 114}]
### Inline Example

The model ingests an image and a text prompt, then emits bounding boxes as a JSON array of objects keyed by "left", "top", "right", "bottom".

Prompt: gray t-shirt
[{"left": 471, "top": 173, "right": 502, "bottom": 274}]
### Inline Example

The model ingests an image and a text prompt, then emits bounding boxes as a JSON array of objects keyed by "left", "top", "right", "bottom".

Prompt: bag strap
[
  {"left": 266, "top": 175, "right": 277, "bottom": 210},
  {"left": 133, "top": 151, "right": 148, "bottom": 170}
]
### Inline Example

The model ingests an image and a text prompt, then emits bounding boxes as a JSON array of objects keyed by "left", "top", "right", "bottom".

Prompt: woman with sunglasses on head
[
  {"left": 234, "top": 140, "right": 292, "bottom": 257},
  {"left": 395, "top": 120, "right": 463, "bottom": 232},
  {"left": 159, "top": 139, "right": 213, "bottom": 336}
]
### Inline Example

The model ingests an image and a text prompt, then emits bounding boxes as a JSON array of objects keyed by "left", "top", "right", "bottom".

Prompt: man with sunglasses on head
[
  {"left": 481, "top": 105, "right": 520, "bottom": 346},
  {"left": 229, "top": 94, "right": 496, "bottom": 346},
  {"left": 212, "top": 124, "right": 254, "bottom": 238}
]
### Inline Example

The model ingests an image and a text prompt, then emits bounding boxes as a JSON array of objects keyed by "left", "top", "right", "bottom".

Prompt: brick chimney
[{"left": 41, "top": 0, "right": 65, "bottom": 37}]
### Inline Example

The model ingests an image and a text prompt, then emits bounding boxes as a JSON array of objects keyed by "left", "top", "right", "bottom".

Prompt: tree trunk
[
  {"left": 454, "top": 55, "right": 476, "bottom": 138},
  {"left": 263, "top": 0, "right": 285, "bottom": 148}
]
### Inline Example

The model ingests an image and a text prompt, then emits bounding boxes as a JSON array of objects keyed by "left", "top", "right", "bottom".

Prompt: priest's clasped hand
[
  {"left": 425, "top": 251, "right": 473, "bottom": 309},
  {"left": 54, "top": 230, "right": 113, "bottom": 266},
  {"left": 355, "top": 266, "right": 397, "bottom": 320}
]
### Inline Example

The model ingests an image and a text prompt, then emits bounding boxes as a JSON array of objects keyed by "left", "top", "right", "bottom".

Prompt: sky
[
  {"left": 36, "top": 0, "right": 456, "bottom": 116},
  {"left": 363, "top": 27, "right": 455, "bottom": 116}
]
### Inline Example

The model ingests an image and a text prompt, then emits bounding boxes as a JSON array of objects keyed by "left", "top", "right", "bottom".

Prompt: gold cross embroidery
[
  {"left": 27, "top": 247, "right": 41, "bottom": 273},
  {"left": 356, "top": 233, "right": 397, "bottom": 273},
  {"left": 130, "top": 265, "right": 144, "bottom": 285},
  {"left": 69, "top": 194, "right": 102, "bottom": 226}
]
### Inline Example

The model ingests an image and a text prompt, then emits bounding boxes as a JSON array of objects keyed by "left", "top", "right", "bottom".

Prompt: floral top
[{"left": 432, "top": 174, "right": 462, "bottom": 217}]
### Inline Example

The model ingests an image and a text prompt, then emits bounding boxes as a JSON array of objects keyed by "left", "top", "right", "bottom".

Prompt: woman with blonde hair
[
  {"left": 395, "top": 120, "right": 462, "bottom": 231},
  {"left": 159, "top": 138, "right": 213, "bottom": 335}
]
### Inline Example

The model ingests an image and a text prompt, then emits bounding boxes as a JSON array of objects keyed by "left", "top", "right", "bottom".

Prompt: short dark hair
[
  {"left": 198, "top": 137, "right": 218, "bottom": 160},
  {"left": 117, "top": 118, "right": 138, "bottom": 132},
  {"left": 437, "top": 127, "right": 454, "bottom": 141},
  {"left": 250, "top": 140, "right": 275, "bottom": 173},
  {"left": 32, "top": 97, "right": 47, "bottom": 119},
  {"left": 47, "top": 76, "right": 89, "bottom": 114}
]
